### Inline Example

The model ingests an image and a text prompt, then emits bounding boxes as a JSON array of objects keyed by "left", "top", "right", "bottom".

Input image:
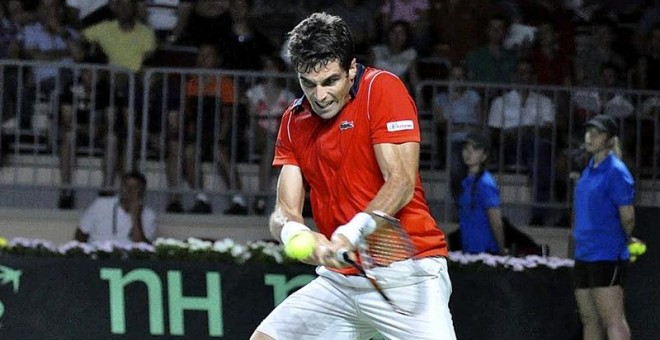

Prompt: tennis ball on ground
[{"left": 285, "top": 232, "right": 315, "bottom": 260}]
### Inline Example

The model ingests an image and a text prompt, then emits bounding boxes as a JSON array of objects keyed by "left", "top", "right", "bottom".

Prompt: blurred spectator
[
  {"left": 432, "top": 64, "right": 482, "bottom": 203},
  {"left": 20, "top": 1, "right": 83, "bottom": 130},
  {"left": 220, "top": 0, "right": 275, "bottom": 70},
  {"left": 573, "top": 19, "right": 627, "bottom": 86},
  {"left": 322, "top": 0, "right": 377, "bottom": 59},
  {"left": 82, "top": 0, "right": 156, "bottom": 188},
  {"left": 82, "top": 0, "right": 156, "bottom": 73},
  {"left": 249, "top": 0, "right": 310, "bottom": 49},
  {"left": 0, "top": 2, "right": 22, "bottom": 129},
  {"left": 165, "top": 44, "right": 246, "bottom": 214},
  {"left": 488, "top": 59, "right": 555, "bottom": 226},
  {"left": 174, "top": 0, "right": 231, "bottom": 47},
  {"left": 5, "top": 0, "right": 35, "bottom": 28},
  {"left": 430, "top": 0, "right": 498, "bottom": 63},
  {"left": 369, "top": 20, "right": 420, "bottom": 93},
  {"left": 378, "top": 0, "right": 431, "bottom": 53},
  {"left": 532, "top": 20, "right": 573, "bottom": 86},
  {"left": 635, "top": 24, "right": 660, "bottom": 90},
  {"left": 245, "top": 54, "right": 295, "bottom": 215},
  {"left": 139, "top": 0, "right": 193, "bottom": 43},
  {"left": 58, "top": 69, "right": 112, "bottom": 209},
  {"left": 64, "top": 0, "right": 113, "bottom": 28},
  {"left": 465, "top": 14, "right": 518, "bottom": 84},
  {"left": 74, "top": 170, "right": 157, "bottom": 244}
]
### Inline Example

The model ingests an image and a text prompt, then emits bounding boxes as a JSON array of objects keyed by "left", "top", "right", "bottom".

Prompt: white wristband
[
  {"left": 331, "top": 212, "right": 377, "bottom": 246},
  {"left": 280, "top": 221, "right": 311, "bottom": 245}
]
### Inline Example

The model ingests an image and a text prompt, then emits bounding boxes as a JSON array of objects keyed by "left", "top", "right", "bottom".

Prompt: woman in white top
[{"left": 369, "top": 20, "right": 419, "bottom": 92}]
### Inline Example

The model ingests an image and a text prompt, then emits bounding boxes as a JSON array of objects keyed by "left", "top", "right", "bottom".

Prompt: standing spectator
[
  {"left": 74, "top": 170, "right": 157, "bottom": 244},
  {"left": 0, "top": 2, "right": 22, "bottom": 130},
  {"left": 64, "top": 0, "right": 113, "bottom": 28},
  {"left": 432, "top": 63, "right": 482, "bottom": 203},
  {"left": 457, "top": 132, "right": 505, "bottom": 255},
  {"left": 572, "top": 114, "right": 634, "bottom": 340},
  {"left": 20, "top": 0, "right": 83, "bottom": 130},
  {"left": 488, "top": 59, "right": 555, "bottom": 226},
  {"left": 465, "top": 14, "right": 518, "bottom": 84},
  {"left": 82, "top": 0, "right": 156, "bottom": 73},
  {"left": 165, "top": 44, "right": 246, "bottom": 214},
  {"left": 245, "top": 55, "right": 295, "bottom": 215},
  {"left": 369, "top": 20, "right": 420, "bottom": 93},
  {"left": 82, "top": 0, "right": 157, "bottom": 188},
  {"left": 58, "top": 69, "right": 112, "bottom": 209},
  {"left": 219, "top": 0, "right": 275, "bottom": 70},
  {"left": 322, "top": 0, "right": 377, "bottom": 59}
]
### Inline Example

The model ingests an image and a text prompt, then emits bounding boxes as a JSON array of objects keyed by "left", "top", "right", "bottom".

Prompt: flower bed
[{"left": 0, "top": 236, "right": 574, "bottom": 271}]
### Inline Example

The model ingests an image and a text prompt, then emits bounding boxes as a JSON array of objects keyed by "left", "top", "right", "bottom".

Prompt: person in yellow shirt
[{"left": 81, "top": 0, "right": 156, "bottom": 190}]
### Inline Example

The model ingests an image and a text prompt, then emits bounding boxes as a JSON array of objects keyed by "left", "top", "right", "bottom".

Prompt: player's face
[
  {"left": 298, "top": 59, "right": 357, "bottom": 120},
  {"left": 584, "top": 127, "right": 610, "bottom": 154}
]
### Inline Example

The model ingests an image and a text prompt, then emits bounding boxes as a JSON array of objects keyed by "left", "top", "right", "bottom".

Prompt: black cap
[
  {"left": 463, "top": 132, "right": 491, "bottom": 151},
  {"left": 585, "top": 114, "right": 618, "bottom": 136}
]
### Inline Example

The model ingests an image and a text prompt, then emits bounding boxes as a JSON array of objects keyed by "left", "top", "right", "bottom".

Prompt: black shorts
[{"left": 572, "top": 260, "right": 626, "bottom": 289}]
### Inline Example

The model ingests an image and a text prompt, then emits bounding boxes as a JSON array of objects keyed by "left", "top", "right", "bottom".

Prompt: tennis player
[
  {"left": 573, "top": 114, "right": 634, "bottom": 340},
  {"left": 251, "top": 12, "right": 456, "bottom": 340}
]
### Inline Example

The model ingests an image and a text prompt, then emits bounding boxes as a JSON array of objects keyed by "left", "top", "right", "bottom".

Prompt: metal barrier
[
  {"left": 417, "top": 79, "right": 660, "bottom": 222},
  {"left": 1, "top": 60, "right": 658, "bottom": 218}
]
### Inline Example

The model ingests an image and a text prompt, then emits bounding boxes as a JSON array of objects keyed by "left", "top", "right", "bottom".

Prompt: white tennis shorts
[{"left": 255, "top": 257, "right": 456, "bottom": 340}]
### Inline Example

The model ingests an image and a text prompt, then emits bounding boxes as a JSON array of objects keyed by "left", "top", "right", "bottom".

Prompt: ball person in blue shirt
[
  {"left": 457, "top": 133, "right": 505, "bottom": 254},
  {"left": 573, "top": 114, "right": 635, "bottom": 340}
]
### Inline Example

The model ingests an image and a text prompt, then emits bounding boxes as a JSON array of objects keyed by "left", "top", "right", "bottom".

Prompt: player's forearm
[{"left": 365, "top": 172, "right": 414, "bottom": 218}]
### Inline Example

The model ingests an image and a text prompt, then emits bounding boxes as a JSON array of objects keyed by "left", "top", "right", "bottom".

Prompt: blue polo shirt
[
  {"left": 458, "top": 171, "right": 501, "bottom": 254},
  {"left": 574, "top": 153, "right": 635, "bottom": 261}
]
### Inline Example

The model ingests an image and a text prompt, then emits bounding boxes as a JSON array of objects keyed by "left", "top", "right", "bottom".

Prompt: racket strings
[{"left": 365, "top": 224, "right": 415, "bottom": 267}]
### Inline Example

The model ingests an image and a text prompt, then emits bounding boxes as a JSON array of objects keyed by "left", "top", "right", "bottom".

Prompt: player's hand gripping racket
[{"left": 336, "top": 210, "right": 418, "bottom": 316}]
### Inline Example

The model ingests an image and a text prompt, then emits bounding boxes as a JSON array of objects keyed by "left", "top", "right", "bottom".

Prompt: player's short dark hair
[{"left": 286, "top": 12, "right": 354, "bottom": 74}]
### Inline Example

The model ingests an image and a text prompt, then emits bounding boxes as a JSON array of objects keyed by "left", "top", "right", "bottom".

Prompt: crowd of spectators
[{"left": 0, "top": 0, "right": 659, "bottom": 220}]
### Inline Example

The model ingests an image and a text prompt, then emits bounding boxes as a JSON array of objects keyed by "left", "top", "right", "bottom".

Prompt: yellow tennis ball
[
  {"left": 629, "top": 242, "right": 647, "bottom": 256},
  {"left": 285, "top": 232, "right": 315, "bottom": 260}
]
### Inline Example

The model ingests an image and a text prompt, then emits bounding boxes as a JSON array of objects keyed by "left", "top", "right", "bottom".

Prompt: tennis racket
[{"left": 336, "top": 210, "right": 418, "bottom": 316}]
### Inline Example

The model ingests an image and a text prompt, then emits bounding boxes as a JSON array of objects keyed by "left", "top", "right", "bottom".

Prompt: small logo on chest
[{"left": 339, "top": 120, "right": 354, "bottom": 131}]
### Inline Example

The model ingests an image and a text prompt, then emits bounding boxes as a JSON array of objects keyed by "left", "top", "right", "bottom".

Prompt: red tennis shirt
[{"left": 273, "top": 65, "right": 448, "bottom": 265}]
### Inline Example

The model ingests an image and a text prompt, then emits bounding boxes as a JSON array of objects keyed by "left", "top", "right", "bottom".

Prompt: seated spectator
[
  {"left": 245, "top": 54, "right": 295, "bottom": 215},
  {"left": 465, "top": 14, "right": 518, "bottom": 84},
  {"left": 220, "top": 0, "right": 275, "bottom": 71},
  {"left": 432, "top": 63, "right": 482, "bottom": 203},
  {"left": 173, "top": 0, "right": 231, "bottom": 47},
  {"left": 139, "top": 0, "right": 193, "bottom": 43},
  {"left": 81, "top": 0, "right": 157, "bottom": 188},
  {"left": 635, "top": 24, "right": 660, "bottom": 90},
  {"left": 322, "top": 0, "right": 377, "bottom": 59},
  {"left": 369, "top": 20, "right": 420, "bottom": 93},
  {"left": 532, "top": 19, "right": 573, "bottom": 86},
  {"left": 573, "top": 19, "right": 627, "bottom": 86},
  {"left": 20, "top": 0, "right": 83, "bottom": 130},
  {"left": 378, "top": 0, "right": 431, "bottom": 53},
  {"left": 74, "top": 170, "right": 157, "bottom": 245},
  {"left": 488, "top": 59, "right": 555, "bottom": 226},
  {"left": 165, "top": 44, "right": 246, "bottom": 214},
  {"left": 457, "top": 132, "right": 505, "bottom": 255},
  {"left": 0, "top": 2, "right": 22, "bottom": 130},
  {"left": 64, "top": 0, "right": 113, "bottom": 28}
]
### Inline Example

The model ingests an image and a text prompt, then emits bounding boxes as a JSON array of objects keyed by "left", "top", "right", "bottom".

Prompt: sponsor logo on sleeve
[{"left": 386, "top": 120, "right": 414, "bottom": 132}]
